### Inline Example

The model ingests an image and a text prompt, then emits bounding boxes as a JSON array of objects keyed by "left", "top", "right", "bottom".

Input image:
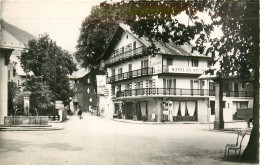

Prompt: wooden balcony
[
  {"left": 224, "top": 91, "right": 254, "bottom": 97},
  {"left": 105, "top": 46, "right": 146, "bottom": 67},
  {"left": 106, "top": 67, "right": 153, "bottom": 84}
]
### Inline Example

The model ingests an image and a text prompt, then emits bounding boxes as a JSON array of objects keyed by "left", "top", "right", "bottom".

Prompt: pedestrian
[{"left": 78, "top": 106, "right": 83, "bottom": 119}]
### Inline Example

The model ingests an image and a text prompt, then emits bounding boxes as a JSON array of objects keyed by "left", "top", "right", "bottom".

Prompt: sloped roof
[
  {"left": 103, "top": 23, "right": 210, "bottom": 60},
  {"left": 0, "top": 28, "right": 25, "bottom": 50},
  {"left": 1, "top": 20, "right": 36, "bottom": 76},
  {"left": 1, "top": 19, "right": 37, "bottom": 47},
  {"left": 69, "top": 68, "right": 89, "bottom": 79}
]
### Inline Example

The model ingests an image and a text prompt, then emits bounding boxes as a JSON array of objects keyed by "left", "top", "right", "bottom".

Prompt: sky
[
  {"left": 2, "top": 0, "right": 106, "bottom": 52},
  {"left": 2, "top": 0, "right": 222, "bottom": 53}
]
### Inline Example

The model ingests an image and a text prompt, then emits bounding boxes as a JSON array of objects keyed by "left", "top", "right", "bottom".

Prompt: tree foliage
[
  {"left": 20, "top": 34, "right": 77, "bottom": 106},
  {"left": 26, "top": 77, "right": 55, "bottom": 115},
  {"left": 8, "top": 82, "right": 23, "bottom": 116},
  {"left": 75, "top": 5, "right": 120, "bottom": 71}
]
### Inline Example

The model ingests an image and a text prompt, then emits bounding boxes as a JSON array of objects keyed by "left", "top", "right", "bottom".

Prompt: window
[
  {"left": 126, "top": 35, "right": 128, "bottom": 39},
  {"left": 141, "top": 59, "right": 148, "bottom": 68},
  {"left": 118, "top": 68, "right": 123, "bottom": 79},
  {"left": 8, "top": 70, "right": 10, "bottom": 79},
  {"left": 209, "top": 82, "right": 214, "bottom": 90},
  {"left": 136, "top": 82, "right": 141, "bottom": 89},
  {"left": 166, "top": 58, "right": 172, "bottom": 66},
  {"left": 133, "top": 41, "right": 136, "bottom": 49},
  {"left": 122, "top": 47, "right": 124, "bottom": 54},
  {"left": 87, "top": 78, "right": 90, "bottom": 83},
  {"left": 241, "top": 82, "right": 245, "bottom": 88},
  {"left": 133, "top": 41, "right": 137, "bottom": 55},
  {"left": 13, "top": 69, "right": 16, "bottom": 77},
  {"left": 87, "top": 88, "right": 90, "bottom": 93},
  {"left": 201, "top": 81, "right": 205, "bottom": 86},
  {"left": 210, "top": 101, "right": 215, "bottom": 115},
  {"left": 112, "top": 86, "right": 115, "bottom": 96},
  {"left": 112, "top": 69, "right": 115, "bottom": 76},
  {"left": 148, "top": 80, "right": 153, "bottom": 88},
  {"left": 129, "top": 64, "right": 132, "bottom": 77},
  {"left": 126, "top": 83, "right": 132, "bottom": 90},
  {"left": 237, "top": 101, "right": 248, "bottom": 108},
  {"left": 192, "top": 59, "right": 199, "bottom": 67},
  {"left": 222, "top": 101, "right": 226, "bottom": 108},
  {"left": 163, "top": 78, "right": 176, "bottom": 88},
  {"left": 89, "top": 98, "right": 92, "bottom": 103}
]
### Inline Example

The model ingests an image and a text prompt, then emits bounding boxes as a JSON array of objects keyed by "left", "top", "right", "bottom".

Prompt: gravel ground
[{"left": 0, "top": 113, "right": 256, "bottom": 165}]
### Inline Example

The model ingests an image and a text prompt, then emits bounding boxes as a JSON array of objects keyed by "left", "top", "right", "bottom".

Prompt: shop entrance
[
  {"left": 166, "top": 100, "right": 197, "bottom": 121},
  {"left": 125, "top": 102, "right": 134, "bottom": 119}
]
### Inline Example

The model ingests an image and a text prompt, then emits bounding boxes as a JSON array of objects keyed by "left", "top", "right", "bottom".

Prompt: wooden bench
[{"left": 224, "top": 131, "right": 247, "bottom": 161}]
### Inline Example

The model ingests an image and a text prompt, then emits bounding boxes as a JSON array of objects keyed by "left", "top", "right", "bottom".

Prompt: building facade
[
  {"left": 70, "top": 69, "right": 98, "bottom": 113},
  {"left": 101, "top": 24, "right": 253, "bottom": 123},
  {"left": 0, "top": 23, "right": 25, "bottom": 124}
]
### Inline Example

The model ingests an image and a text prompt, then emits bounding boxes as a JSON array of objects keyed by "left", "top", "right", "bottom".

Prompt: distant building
[
  {"left": 1, "top": 19, "right": 36, "bottom": 89},
  {"left": 101, "top": 24, "right": 254, "bottom": 122},
  {"left": 69, "top": 68, "right": 98, "bottom": 113},
  {"left": 7, "top": 53, "right": 33, "bottom": 89},
  {"left": 0, "top": 19, "right": 26, "bottom": 124}
]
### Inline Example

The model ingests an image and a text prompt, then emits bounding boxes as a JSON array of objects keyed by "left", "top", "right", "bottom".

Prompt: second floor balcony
[
  {"left": 115, "top": 88, "right": 215, "bottom": 98},
  {"left": 106, "top": 67, "right": 153, "bottom": 84},
  {"left": 105, "top": 46, "right": 146, "bottom": 67},
  {"left": 114, "top": 88, "right": 253, "bottom": 98}
]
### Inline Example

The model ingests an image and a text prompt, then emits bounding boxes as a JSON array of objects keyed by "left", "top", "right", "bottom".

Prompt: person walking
[{"left": 78, "top": 106, "right": 83, "bottom": 119}]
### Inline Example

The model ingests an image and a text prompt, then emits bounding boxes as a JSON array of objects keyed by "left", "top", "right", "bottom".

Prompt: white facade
[{"left": 102, "top": 25, "right": 254, "bottom": 123}]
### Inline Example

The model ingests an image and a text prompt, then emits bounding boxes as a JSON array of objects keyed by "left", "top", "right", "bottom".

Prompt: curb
[
  {"left": 112, "top": 119, "right": 202, "bottom": 125},
  {"left": 0, "top": 125, "right": 63, "bottom": 131}
]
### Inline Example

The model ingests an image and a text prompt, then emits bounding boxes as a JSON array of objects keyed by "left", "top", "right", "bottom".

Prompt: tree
[
  {"left": 20, "top": 34, "right": 77, "bottom": 106},
  {"left": 75, "top": 5, "right": 119, "bottom": 71},
  {"left": 25, "top": 77, "right": 55, "bottom": 115},
  {"left": 97, "top": 1, "right": 258, "bottom": 162},
  {"left": 8, "top": 82, "right": 22, "bottom": 116}
]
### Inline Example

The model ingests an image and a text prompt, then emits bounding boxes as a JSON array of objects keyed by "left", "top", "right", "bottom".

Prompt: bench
[{"left": 224, "top": 131, "right": 247, "bottom": 161}]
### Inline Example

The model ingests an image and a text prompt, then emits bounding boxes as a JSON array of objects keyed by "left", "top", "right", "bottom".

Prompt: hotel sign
[{"left": 168, "top": 66, "right": 207, "bottom": 74}]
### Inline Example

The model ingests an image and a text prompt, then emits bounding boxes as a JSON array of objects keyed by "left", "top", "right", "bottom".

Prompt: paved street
[{"left": 0, "top": 113, "right": 254, "bottom": 165}]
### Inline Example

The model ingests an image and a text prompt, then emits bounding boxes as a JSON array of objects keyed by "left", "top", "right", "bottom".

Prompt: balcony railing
[
  {"left": 115, "top": 88, "right": 215, "bottom": 97},
  {"left": 224, "top": 91, "right": 254, "bottom": 97},
  {"left": 105, "top": 46, "right": 146, "bottom": 66},
  {"left": 114, "top": 88, "right": 253, "bottom": 98},
  {"left": 161, "top": 65, "right": 208, "bottom": 75},
  {"left": 107, "top": 67, "right": 153, "bottom": 84}
]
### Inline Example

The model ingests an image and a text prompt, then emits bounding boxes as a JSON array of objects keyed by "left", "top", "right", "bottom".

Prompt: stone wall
[{"left": 4, "top": 116, "right": 48, "bottom": 126}]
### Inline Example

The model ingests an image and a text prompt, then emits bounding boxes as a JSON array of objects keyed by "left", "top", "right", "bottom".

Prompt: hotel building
[{"left": 101, "top": 24, "right": 253, "bottom": 122}]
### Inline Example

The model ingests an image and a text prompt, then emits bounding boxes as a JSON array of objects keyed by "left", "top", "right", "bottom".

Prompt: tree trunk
[{"left": 241, "top": 48, "right": 259, "bottom": 163}]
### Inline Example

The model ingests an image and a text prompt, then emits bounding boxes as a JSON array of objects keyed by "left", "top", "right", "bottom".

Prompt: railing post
[{"left": 181, "top": 89, "right": 182, "bottom": 96}]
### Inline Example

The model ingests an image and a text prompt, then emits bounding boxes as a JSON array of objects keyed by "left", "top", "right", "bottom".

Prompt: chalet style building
[{"left": 101, "top": 24, "right": 254, "bottom": 123}]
